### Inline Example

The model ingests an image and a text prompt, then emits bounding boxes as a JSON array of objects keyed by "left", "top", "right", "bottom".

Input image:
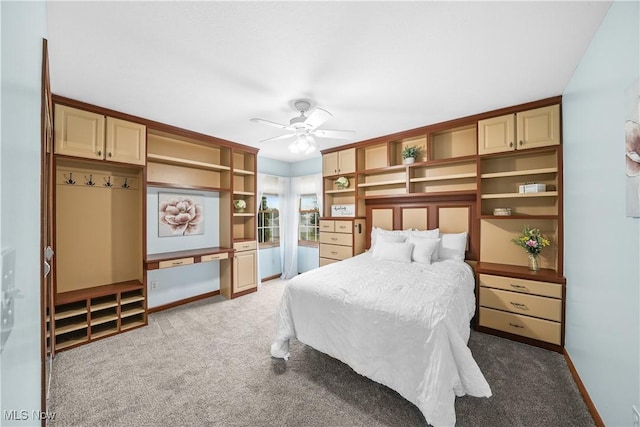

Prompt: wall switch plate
[{"left": 1, "top": 248, "right": 17, "bottom": 353}]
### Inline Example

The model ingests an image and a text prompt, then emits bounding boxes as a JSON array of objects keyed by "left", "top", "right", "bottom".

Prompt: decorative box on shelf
[
  {"left": 331, "top": 204, "right": 355, "bottom": 217},
  {"left": 519, "top": 183, "right": 547, "bottom": 193}
]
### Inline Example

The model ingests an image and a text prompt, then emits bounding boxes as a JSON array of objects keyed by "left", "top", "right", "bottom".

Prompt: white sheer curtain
[
  {"left": 311, "top": 173, "right": 323, "bottom": 217},
  {"left": 255, "top": 173, "right": 267, "bottom": 288},
  {"left": 279, "top": 176, "right": 300, "bottom": 279}
]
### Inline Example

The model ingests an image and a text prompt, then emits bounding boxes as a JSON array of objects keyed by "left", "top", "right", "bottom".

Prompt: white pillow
[
  {"left": 408, "top": 237, "right": 440, "bottom": 265},
  {"left": 372, "top": 241, "right": 414, "bottom": 263},
  {"left": 370, "top": 227, "right": 412, "bottom": 249},
  {"left": 377, "top": 233, "right": 406, "bottom": 245},
  {"left": 439, "top": 232, "right": 467, "bottom": 261},
  {"left": 407, "top": 235, "right": 440, "bottom": 262},
  {"left": 409, "top": 228, "right": 439, "bottom": 239}
]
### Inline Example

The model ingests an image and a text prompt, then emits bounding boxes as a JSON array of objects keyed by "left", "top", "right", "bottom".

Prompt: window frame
[{"left": 298, "top": 193, "right": 319, "bottom": 248}]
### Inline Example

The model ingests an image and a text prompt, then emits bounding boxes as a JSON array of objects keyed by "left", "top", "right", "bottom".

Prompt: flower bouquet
[{"left": 511, "top": 225, "right": 550, "bottom": 270}]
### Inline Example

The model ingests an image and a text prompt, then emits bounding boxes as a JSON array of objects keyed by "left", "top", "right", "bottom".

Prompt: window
[
  {"left": 298, "top": 194, "right": 319, "bottom": 245},
  {"left": 258, "top": 194, "right": 279, "bottom": 247}
]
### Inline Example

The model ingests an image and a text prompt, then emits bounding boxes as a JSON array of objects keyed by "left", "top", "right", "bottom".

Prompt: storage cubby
[
  {"left": 53, "top": 281, "right": 146, "bottom": 352},
  {"left": 429, "top": 124, "right": 477, "bottom": 160},
  {"left": 147, "top": 131, "right": 232, "bottom": 190},
  {"left": 409, "top": 159, "right": 477, "bottom": 194},
  {"left": 390, "top": 136, "right": 427, "bottom": 165},
  {"left": 480, "top": 147, "right": 560, "bottom": 217},
  {"left": 357, "top": 169, "right": 407, "bottom": 197},
  {"left": 358, "top": 143, "right": 388, "bottom": 170}
]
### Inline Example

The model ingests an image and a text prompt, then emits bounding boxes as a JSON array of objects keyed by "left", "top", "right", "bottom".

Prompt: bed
[{"left": 270, "top": 201, "right": 492, "bottom": 426}]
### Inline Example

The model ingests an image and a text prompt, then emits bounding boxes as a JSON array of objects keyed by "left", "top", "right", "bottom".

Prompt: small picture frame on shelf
[{"left": 331, "top": 204, "right": 355, "bottom": 217}]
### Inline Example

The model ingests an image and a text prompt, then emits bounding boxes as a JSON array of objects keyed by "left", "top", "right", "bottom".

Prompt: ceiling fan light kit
[{"left": 251, "top": 99, "right": 355, "bottom": 154}]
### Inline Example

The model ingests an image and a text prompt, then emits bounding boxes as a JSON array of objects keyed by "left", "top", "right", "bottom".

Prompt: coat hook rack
[
  {"left": 104, "top": 176, "right": 113, "bottom": 188},
  {"left": 85, "top": 175, "right": 95, "bottom": 186},
  {"left": 122, "top": 178, "right": 130, "bottom": 189},
  {"left": 64, "top": 173, "right": 76, "bottom": 185}
]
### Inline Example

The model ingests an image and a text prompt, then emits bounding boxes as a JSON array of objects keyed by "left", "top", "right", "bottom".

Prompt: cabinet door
[
  {"left": 323, "top": 152, "right": 339, "bottom": 176},
  {"left": 338, "top": 148, "right": 356, "bottom": 174},
  {"left": 233, "top": 250, "right": 257, "bottom": 293},
  {"left": 54, "top": 105, "right": 105, "bottom": 160},
  {"left": 478, "top": 113, "right": 515, "bottom": 155},
  {"left": 106, "top": 117, "right": 146, "bottom": 165},
  {"left": 516, "top": 105, "right": 560, "bottom": 150}
]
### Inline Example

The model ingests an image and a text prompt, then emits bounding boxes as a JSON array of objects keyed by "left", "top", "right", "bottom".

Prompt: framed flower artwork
[{"left": 158, "top": 192, "right": 204, "bottom": 237}]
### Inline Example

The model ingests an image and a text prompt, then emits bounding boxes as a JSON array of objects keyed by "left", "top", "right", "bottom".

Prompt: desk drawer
[
  {"left": 334, "top": 220, "right": 353, "bottom": 234},
  {"left": 201, "top": 252, "right": 229, "bottom": 262},
  {"left": 320, "top": 232, "right": 352, "bottom": 246},
  {"left": 479, "top": 307, "right": 561, "bottom": 345},
  {"left": 320, "top": 243, "right": 352, "bottom": 260},
  {"left": 479, "top": 274, "right": 562, "bottom": 298},
  {"left": 234, "top": 241, "right": 257, "bottom": 252},
  {"left": 158, "top": 257, "right": 194, "bottom": 269},
  {"left": 319, "top": 220, "right": 335, "bottom": 232},
  {"left": 480, "top": 287, "right": 561, "bottom": 322}
]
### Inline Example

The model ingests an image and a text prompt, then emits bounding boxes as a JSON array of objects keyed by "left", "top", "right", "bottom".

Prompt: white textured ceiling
[{"left": 46, "top": 1, "right": 611, "bottom": 163}]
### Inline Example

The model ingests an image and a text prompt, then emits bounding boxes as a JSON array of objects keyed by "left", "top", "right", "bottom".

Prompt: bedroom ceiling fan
[{"left": 250, "top": 100, "right": 355, "bottom": 154}]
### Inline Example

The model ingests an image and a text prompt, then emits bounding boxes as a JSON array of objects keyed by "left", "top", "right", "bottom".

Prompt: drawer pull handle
[
  {"left": 330, "top": 251, "right": 338, "bottom": 255},
  {"left": 330, "top": 237, "right": 338, "bottom": 241},
  {"left": 172, "top": 261, "right": 183, "bottom": 266},
  {"left": 508, "top": 322, "right": 524, "bottom": 329},
  {"left": 510, "top": 284, "right": 529, "bottom": 291},
  {"left": 510, "top": 302, "right": 529, "bottom": 310}
]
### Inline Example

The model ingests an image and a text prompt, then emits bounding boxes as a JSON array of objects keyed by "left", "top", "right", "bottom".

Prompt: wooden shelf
[
  {"left": 147, "top": 153, "right": 230, "bottom": 171},
  {"left": 90, "top": 301, "right": 118, "bottom": 312},
  {"left": 233, "top": 212, "right": 255, "bottom": 217},
  {"left": 358, "top": 179, "right": 406, "bottom": 188},
  {"left": 56, "top": 336, "right": 87, "bottom": 351},
  {"left": 55, "top": 322, "right": 87, "bottom": 336},
  {"left": 481, "top": 167, "right": 558, "bottom": 179},
  {"left": 481, "top": 191, "right": 558, "bottom": 199},
  {"left": 410, "top": 172, "right": 476, "bottom": 182},
  {"left": 325, "top": 188, "right": 355, "bottom": 194},
  {"left": 121, "top": 318, "right": 146, "bottom": 331},
  {"left": 121, "top": 306, "right": 145, "bottom": 318},
  {"left": 480, "top": 214, "right": 559, "bottom": 220},
  {"left": 233, "top": 168, "right": 255, "bottom": 176},
  {"left": 91, "top": 313, "right": 118, "bottom": 326},
  {"left": 233, "top": 190, "right": 255, "bottom": 195},
  {"left": 54, "top": 307, "right": 87, "bottom": 320}
]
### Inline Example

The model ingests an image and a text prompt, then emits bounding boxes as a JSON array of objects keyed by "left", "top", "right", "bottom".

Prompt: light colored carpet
[{"left": 48, "top": 279, "right": 594, "bottom": 427}]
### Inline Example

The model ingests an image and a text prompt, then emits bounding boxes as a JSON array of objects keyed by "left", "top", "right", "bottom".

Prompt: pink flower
[
  {"left": 159, "top": 197, "right": 203, "bottom": 235},
  {"left": 526, "top": 240, "right": 538, "bottom": 248}
]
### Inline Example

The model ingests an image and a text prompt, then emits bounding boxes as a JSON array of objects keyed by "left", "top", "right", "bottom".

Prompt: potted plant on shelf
[
  {"left": 233, "top": 199, "right": 247, "bottom": 213},
  {"left": 511, "top": 225, "right": 550, "bottom": 271},
  {"left": 401, "top": 145, "right": 420, "bottom": 164}
]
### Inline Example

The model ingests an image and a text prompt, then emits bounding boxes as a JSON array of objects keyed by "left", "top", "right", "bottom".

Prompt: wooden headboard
[{"left": 365, "top": 196, "right": 479, "bottom": 262}]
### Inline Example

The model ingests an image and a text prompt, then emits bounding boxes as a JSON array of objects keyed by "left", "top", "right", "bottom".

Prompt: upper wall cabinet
[
  {"left": 478, "top": 105, "right": 560, "bottom": 155},
  {"left": 54, "top": 104, "right": 146, "bottom": 165},
  {"left": 322, "top": 147, "right": 356, "bottom": 176}
]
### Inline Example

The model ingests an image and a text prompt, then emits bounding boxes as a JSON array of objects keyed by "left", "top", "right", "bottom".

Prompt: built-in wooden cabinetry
[
  {"left": 478, "top": 104, "right": 560, "bottom": 155},
  {"left": 320, "top": 96, "right": 565, "bottom": 351},
  {"left": 50, "top": 96, "right": 258, "bottom": 352},
  {"left": 319, "top": 218, "right": 366, "bottom": 266}
]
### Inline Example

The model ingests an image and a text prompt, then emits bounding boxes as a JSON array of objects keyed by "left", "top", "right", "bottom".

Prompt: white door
[{"left": 1, "top": 5, "right": 48, "bottom": 424}]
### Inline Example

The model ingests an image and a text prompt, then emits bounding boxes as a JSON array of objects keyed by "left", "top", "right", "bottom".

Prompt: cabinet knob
[
  {"left": 108, "top": 152, "right": 112, "bottom": 158},
  {"left": 97, "top": 150, "right": 102, "bottom": 157},
  {"left": 519, "top": 140, "right": 523, "bottom": 146},
  {"left": 509, "top": 142, "right": 513, "bottom": 148}
]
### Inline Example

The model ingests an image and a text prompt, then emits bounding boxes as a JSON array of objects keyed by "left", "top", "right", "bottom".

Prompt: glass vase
[{"left": 528, "top": 254, "right": 540, "bottom": 271}]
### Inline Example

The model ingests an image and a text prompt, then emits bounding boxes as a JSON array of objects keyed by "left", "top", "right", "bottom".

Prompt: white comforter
[{"left": 270, "top": 252, "right": 491, "bottom": 426}]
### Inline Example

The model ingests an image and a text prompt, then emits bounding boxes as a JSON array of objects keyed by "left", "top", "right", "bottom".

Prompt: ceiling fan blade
[
  {"left": 304, "top": 108, "right": 332, "bottom": 130},
  {"left": 259, "top": 133, "right": 296, "bottom": 143},
  {"left": 250, "top": 117, "right": 291, "bottom": 130},
  {"left": 313, "top": 129, "right": 356, "bottom": 139}
]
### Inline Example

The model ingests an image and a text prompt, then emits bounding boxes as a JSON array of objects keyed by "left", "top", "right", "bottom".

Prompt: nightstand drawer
[
  {"left": 480, "top": 287, "right": 561, "bottom": 322},
  {"left": 333, "top": 220, "right": 353, "bottom": 234},
  {"left": 234, "top": 241, "right": 257, "bottom": 252},
  {"left": 319, "top": 220, "right": 335, "bottom": 232},
  {"left": 201, "top": 252, "right": 229, "bottom": 262},
  {"left": 479, "top": 274, "right": 562, "bottom": 298},
  {"left": 320, "top": 232, "right": 352, "bottom": 246},
  {"left": 319, "top": 257, "right": 339, "bottom": 267},
  {"left": 320, "top": 243, "right": 352, "bottom": 260},
  {"left": 158, "top": 257, "right": 194, "bottom": 269},
  {"left": 479, "top": 307, "right": 561, "bottom": 345}
]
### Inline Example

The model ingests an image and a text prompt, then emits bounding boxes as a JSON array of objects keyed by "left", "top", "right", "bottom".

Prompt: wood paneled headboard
[{"left": 365, "top": 196, "right": 479, "bottom": 262}]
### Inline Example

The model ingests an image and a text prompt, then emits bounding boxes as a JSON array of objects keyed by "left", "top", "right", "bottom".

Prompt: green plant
[
  {"left": 511, "top": 225, "right": 550, "bottom": 255},
  {"left": 401, "top": 145, "right": 420, "bottom": 160}
]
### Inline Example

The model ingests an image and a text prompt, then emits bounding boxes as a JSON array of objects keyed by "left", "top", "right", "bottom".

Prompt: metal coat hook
[
  {"left": 104, "top": 176, "right": 113, "bottom": 188},
  {"left": 85, "top": 175, "right": 95, "bottom": 186},
  {"left": 122, "top": 178, "right": 130, "bottom": 189},
  {"left": 64, "top": 173, "right": 76, "bottom": 185}
]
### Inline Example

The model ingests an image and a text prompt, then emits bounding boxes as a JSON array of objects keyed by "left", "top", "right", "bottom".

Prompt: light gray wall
[
  {"left": 563, "top": 1, "right": 639, "bottom": 425},
  {"left": 1, "top": 1, "right": 48, "bottom": 423}
]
